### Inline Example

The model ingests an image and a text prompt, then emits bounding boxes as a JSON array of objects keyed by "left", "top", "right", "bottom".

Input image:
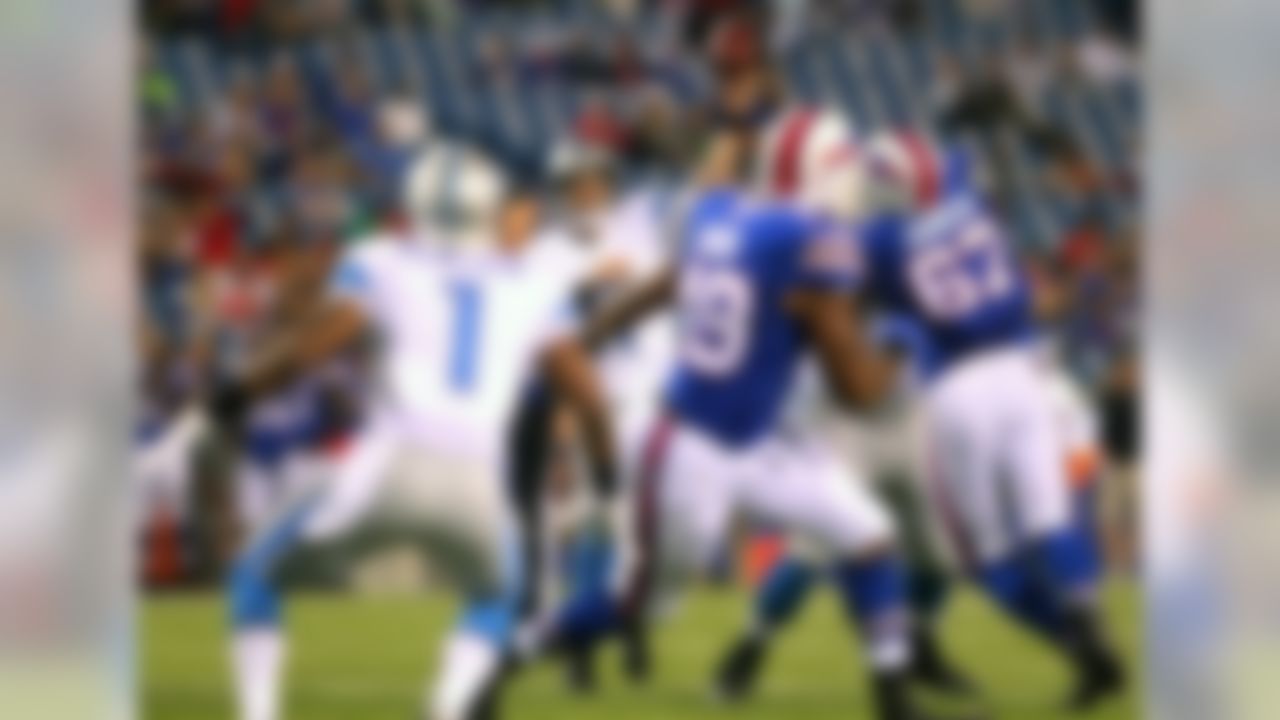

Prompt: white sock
[
  {"left": 430, "top": 633, "right": 501, "bottom": 720},
  {"left": 232, "top": 627, "right": 286, "bottom": 720},
  {"left": 864, "top": 610, "right": 911, "bottom": 672}
]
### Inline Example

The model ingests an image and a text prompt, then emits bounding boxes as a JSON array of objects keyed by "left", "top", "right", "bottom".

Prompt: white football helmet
[
  {"left": 403, "top": 141, "right": 508, "bottom": 248},
  {"left": 862, "top": 129, "right": 946, "bottom": 213},
  {"left": 754, "top": 106, "right": 869, "bottom": 221}
]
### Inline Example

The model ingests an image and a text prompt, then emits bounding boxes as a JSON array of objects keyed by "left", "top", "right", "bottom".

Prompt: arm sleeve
[
  {"left": 327, "top": 246, "right": 379, "bottom": 313},
  {"left": 663, "top": 187, "right": 725, "bottom": 259}
]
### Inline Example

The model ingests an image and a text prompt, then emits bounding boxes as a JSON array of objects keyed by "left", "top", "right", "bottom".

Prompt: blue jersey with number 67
[
  {"left": 859, "top": 192, "right": 1035, "bottom": 378},
  {"left": 665, "top": 189, "right": 859, "bottom": 446}
]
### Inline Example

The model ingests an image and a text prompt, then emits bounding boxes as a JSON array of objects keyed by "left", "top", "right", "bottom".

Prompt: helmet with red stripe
[
  {"left": 863, "top": 129, "right": 948, "bottom": 212},
  {"left": 754, "top": 106, "right": 868, "bottom": 221}
]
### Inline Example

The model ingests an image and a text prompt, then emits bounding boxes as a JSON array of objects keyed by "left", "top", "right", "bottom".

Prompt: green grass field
[{"left": 144, "top": 583, "right": 1139, "bottom": 719}]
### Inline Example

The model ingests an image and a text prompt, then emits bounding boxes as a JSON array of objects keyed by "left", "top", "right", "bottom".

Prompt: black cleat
[
  {"left": 1064, "top": 648, "right": 1126, "bottom": 713},
  {"left": 620, "top": 621, "right": 652, "bottom": 684},
  {"left": 713, "top": 635, "right": 769, "bottom": 703},
  {"left": 909, "top": 628, "right": 978, "bottom": 697},
  {"left": 1060, "top": 606, "right": 1127, "bottom": 713},
  {"left": 564, "top": 643, "right": 598, "bottom": 695},
  {"left": 873, "top": 673, "right": 986, "bottom": 720}
]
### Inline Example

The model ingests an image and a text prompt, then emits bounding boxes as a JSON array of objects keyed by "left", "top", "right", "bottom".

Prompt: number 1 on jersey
[{"left": 448, "top": 281, "right": 483, "bottom": 392}]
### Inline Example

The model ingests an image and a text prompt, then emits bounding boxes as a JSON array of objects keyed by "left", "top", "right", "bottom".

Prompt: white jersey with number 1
[
  {"left": 333, "top": 235, "right": 572, "bottom": 463},
  {"left": 276, "top": 233, "right": 573, "bottom": 562}
]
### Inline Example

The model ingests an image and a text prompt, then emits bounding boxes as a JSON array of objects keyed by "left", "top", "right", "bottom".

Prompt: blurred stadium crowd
[{"left": 139, "top": 0, "right": 1140, "bottom": 584}]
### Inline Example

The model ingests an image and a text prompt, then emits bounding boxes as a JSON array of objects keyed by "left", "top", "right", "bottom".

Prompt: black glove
[{"left": 207, "top": 378, "right": 251, "bottom": 436}]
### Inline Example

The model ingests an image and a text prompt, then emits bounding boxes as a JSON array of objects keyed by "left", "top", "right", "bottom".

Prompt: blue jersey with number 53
[
  {"left": 665, "top": 190, "right": 858, "bottom": 446},
  {"left": 859, "top": 192, "right": 1035, "bottom": 377}
]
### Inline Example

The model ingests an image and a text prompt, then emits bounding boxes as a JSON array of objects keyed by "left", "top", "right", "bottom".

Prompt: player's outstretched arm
[
  {"left": 248, "top": 300, "right": 367, "bottom": 392},
  {"left": 580, "top": 265, "right": 676, "bottom": 351},
  {"left": 787, "top": 289, "right": 898, "bottom": 412},
  {"left": 210, "top": 299, "right": 369, "bottom": 430},
  {"left": 541, "top": 337, "right": 618, "bottom": 499}
]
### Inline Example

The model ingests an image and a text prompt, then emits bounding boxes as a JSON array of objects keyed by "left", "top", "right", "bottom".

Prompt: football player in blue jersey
[
  {"left": 712, "top": 309, "right": 977, "bottom": 705},
  {"left": 715, "top": 131, "right": 1127, "bottom": 713},
  {"left": 530, "top": 109, "right": 977, "bottom": 720},
  {"left": 850, "top": 130, "right": 1126, "bottom": 711}
]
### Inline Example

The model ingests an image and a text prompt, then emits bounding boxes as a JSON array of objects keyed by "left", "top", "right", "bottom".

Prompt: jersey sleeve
[
  {"left": 526, "top": 274, "right": 584, "bottom": 351},
  {"left": 327, "top": 242, "right": 381, "bottom": 314},
  {"left": 671, "top": 188, "right": 737, "bottom": 257},
  {"left": 529, "top": 231, "right": 592, "bottom": 288}
]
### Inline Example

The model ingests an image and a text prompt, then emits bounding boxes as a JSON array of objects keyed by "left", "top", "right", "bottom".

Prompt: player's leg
[
  {"left": 548, "top": 521, "right": 648, "bottom": 690},
  {"left": 506, "top": 383, "right": 557, "bottom": 623},
  {"left": 611, "top": 399, "right": 673, "bottom": 686},
  {"left": 227, "top": 421, "right": 393, "bottom": 720},
  {"left": 927, "top": 371, "right": 1074, "bottom": 643},
  {"left": 827, "top": 400, "right": 975, "bottom": 697},
  {"left": 876, "top": 473, "right": 972, "bottom": 695},
  {"left": 558, "top": 519, "right": 613, "bottom": 690},
  {"left": 225, "top": 428, "right": 302, "bottom": 720},
  {"left": 534, "top": 416, "right": 730, "bottom": 660},
  {"left": 924, "top": 364, "right": 1056, "bottom": 632},
  {"left": 501, "top": 382, "right": 601, "bottom": 692},
  {"left": 429, "top": 544, "right": 520, "bottom": 720},
  {"left": 1002, "top": 373, "right": 1124, "bottom": 710},
  {"left": 532, "top": 417, "right": 675, "bottom": 654},
  {"left": 932, "top": 356, "right": 1123, "bottom": 711},
  {"left": 226, "top": 484, "right": 321, "bottom": 720},
  {"left": 1070, "top": 483, "right": 1105, "bottom": 589},
  {"left": 713, "top": 550, "right": 819, "bottom": 701},
  {"left": 739, "top": 436, "right": 971, "bottom": 720},
  {"left": 754, "top": 553, "right": 820, "bottom": 636},
  {"left": 366, "top": 442, "right": 521, "bottom": 720}
]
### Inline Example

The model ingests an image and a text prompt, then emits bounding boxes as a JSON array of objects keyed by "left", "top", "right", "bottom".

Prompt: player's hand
[
  {"left": 591, "top": 256, "right": 631, "bottom": 284},
  {"left": 206, "top": 378, "right": 251, "bottom": 437}
]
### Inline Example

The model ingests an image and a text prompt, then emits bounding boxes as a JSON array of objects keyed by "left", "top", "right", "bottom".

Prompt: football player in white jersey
[
  {"left": 518, "top": 139, "right": 676, "bottom": 688},
  {"left": 208, "top": 142, "right": 617, "bottom": 720}
]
